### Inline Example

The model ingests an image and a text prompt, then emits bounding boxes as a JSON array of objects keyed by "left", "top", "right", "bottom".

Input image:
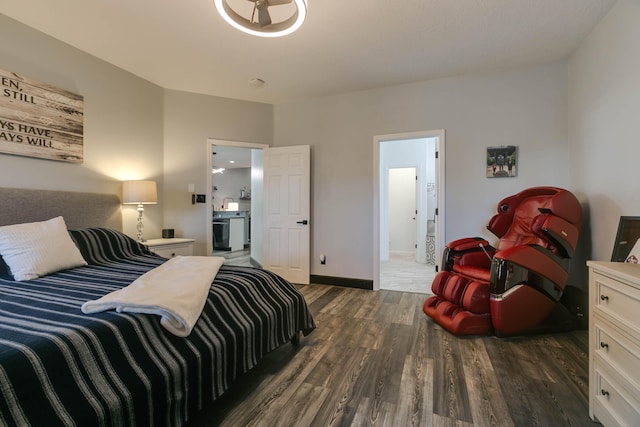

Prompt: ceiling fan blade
[{"left": 256, "top": 0, "right": 272, "bottom": 27}]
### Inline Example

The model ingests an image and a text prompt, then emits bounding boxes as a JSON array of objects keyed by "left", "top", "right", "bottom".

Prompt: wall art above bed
[{"left": 0, "top": 67, "right": 84, "bottom": 163}]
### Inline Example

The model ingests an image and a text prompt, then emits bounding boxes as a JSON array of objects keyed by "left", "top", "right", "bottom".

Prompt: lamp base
[{"left": 136, "top": 204, "right": 146, "bottom": 242}]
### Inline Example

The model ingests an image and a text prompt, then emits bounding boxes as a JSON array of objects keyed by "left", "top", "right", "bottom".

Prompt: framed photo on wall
[
  {"left": 611, "top": 216, "right": 640, "bottom": 262},
  {"left": 486, "top": 145, "right": 517, "bottom": 178}
]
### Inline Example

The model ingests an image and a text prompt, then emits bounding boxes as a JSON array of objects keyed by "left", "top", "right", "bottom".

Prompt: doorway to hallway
[
  {"left": 207, "top": 139, "right": 267, "bottom": 265},
  {"left": 382, "top": 166, "right": 437, "bottom": 293},
  {"left": 374, "top": 130, "right": 445, "bottom": 294}
]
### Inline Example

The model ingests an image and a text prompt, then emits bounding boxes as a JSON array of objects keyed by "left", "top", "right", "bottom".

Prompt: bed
[{"left": 0, "top": 188, "right": 315, "bottom": 426}]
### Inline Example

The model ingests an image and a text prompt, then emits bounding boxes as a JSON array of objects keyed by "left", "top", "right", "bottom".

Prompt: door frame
[
  {"left": 206, "top": 138, "right": 269, "bottom": 256},
  {"left": 373, "top": 129, "right": 446, "bottom": 291}
]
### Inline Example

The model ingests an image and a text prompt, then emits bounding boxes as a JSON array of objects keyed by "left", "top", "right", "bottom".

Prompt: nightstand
[{"left": 145, "top": 238, "right": 195, "bottom": 258}]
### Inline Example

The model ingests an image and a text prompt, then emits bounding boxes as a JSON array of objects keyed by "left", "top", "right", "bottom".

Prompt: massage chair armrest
[
  {"left": 446, "top": 237, "right": 491, "bottom": 252},
  {"left": 442, "top": 237, "right": 495, "bottom": 272},
  {"left": 490, "top": 244, "right": 569, "bottom": 301},
  {"left": 531, "top": 212, "right": 581, "bottom": 258}
]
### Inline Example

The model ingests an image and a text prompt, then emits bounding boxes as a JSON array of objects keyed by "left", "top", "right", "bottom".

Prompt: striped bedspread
[{"left": 0, "top": 228, "right": 315, "bottom": 426}]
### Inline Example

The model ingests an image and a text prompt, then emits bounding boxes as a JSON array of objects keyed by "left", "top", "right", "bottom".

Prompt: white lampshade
[{"left": 122, "top": 180, "right": 157, "bottom": 205}]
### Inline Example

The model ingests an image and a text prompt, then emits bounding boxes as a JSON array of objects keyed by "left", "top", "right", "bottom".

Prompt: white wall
[
  {"left": 569, "top": 0, "right": 640, "bottom": 263},
  {"left": 163, "top": 89, "right": 273, "bottom": 255},
  {"left": 0, "top": 15, "right": 164, "bottom": 239},
  {"left": 274, "top": 62, "right": 569, "bottom": 280}
]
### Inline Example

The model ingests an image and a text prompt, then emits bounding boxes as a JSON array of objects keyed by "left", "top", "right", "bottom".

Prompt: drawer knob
[
  {"left": 600, "top": 342, "right": 609, "bottom": 349},
  {"left": 600, "top": 294, "right": 609, "bottom": 301},
  {"left": 601, "top": 389, "right": 610, "bottom": 397}
]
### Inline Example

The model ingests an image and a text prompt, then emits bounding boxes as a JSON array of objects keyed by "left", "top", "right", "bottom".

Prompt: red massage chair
[{"left": 423, "top": 186, "right": 582, "bottom": 336}]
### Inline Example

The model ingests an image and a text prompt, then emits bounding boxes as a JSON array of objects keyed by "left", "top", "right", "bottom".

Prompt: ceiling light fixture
[{"left": 214, "top": 0, "right": 308, "bottom": 38}]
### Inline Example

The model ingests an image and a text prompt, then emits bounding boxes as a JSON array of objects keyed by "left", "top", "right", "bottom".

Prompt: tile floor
[{"left": 380, "top": 252, "right": 436, "bottom": 294}]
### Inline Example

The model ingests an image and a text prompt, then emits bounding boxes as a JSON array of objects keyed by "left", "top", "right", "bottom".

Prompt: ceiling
[
  {"left": 1, "top": 0, "right": 616, "bottom": 104},
  {"left": 212, "top": 146, "right": 252, "bottom": 169}
]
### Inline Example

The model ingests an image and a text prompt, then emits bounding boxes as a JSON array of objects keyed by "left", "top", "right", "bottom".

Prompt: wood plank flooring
[{"left": 186, "top": 284, "right": 595, "bottom": 427}]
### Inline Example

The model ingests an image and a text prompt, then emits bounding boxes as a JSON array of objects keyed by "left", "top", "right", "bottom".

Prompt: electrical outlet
[{"left": 320, "top": 254, "right": 326, "bottom": 265}]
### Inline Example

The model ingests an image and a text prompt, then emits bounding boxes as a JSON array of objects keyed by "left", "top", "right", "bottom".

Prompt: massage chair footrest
[{"left": 423, "top": 296, "right": 492, "bottom": 335}]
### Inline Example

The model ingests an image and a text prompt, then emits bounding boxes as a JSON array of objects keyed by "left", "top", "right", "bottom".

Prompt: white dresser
[
  {"left": 145, "top": 238, "right": 195, "bottom": 258},
  {"left": 587, "top": 261, "right": 640, "bottom": 426}
]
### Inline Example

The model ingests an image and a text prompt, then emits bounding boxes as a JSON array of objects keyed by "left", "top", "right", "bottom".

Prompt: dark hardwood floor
[{"left": 187, "top": 284, "right": 597, "bottom": 427}]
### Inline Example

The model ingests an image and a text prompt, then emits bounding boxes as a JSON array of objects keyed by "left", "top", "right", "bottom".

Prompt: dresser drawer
[
  {"left": 594, "top": 319, "right": 640, "bottom": 391},
  {"left": 592, "top": 271, "right": 640, "bottom": 332},
  {"left": 588, "top": 262, "right": 640, "bottom": 426},
  {"left": 593, "top": 363, "right": 640, "bottom": 426}
]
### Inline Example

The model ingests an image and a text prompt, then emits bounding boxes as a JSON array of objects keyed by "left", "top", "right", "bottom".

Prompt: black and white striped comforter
[{"left": 0, "top": 228, "right": 315, "bottom": 427}]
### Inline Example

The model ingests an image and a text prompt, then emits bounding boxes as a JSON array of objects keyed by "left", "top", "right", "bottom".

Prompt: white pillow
[{"left": 0, "top": 216, "right": 87, "bottom": 281}]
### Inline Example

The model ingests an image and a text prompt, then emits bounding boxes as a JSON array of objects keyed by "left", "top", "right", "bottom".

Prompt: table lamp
[{"left": 122, "top": 180, "right": 157, "bottom": 242}]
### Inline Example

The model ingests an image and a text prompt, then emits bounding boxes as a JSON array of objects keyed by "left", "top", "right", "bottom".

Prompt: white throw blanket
[{"left": 81, "top": 256, "right": 225, "bottom": 337}]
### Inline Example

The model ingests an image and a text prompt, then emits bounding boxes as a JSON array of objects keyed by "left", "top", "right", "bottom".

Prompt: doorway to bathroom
[{"left": 374, "top": 130, "right": 445, "bottom": 294}]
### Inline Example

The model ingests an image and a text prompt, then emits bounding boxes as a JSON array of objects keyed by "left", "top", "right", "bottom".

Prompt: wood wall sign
[{"left": 0, "top": 67, "right": 83, "bottom": 163}]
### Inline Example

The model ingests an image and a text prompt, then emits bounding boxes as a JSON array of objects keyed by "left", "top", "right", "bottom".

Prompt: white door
[
  {"left": 263, "top": 145, "right": 310, "bottom": 284},
  {"left": 388, "top": 167, "right": 417, "bottom": 254}
]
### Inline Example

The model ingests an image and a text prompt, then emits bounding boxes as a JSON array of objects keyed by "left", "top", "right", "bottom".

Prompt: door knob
[{"left": 296, "top": 220, "right": 308, "bottom": 225}]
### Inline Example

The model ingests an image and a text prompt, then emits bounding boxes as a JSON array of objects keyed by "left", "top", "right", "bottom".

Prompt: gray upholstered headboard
[{"left": 0, "top": 187, "right": 122, "bottom": 230}]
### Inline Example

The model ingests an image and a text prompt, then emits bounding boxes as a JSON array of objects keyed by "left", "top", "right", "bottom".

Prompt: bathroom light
[{"left": 214, "top": 0, "right": 308, "bottom": 38}]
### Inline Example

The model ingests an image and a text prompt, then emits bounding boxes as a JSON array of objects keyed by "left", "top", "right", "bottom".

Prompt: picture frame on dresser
[{"left": 611, "top": 216, "right": 640, "bottom": 262}]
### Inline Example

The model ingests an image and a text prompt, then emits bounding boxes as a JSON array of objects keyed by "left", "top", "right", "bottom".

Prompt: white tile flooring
[{"left": 380, "top": 253, "right": 436, "bottom": 294}]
